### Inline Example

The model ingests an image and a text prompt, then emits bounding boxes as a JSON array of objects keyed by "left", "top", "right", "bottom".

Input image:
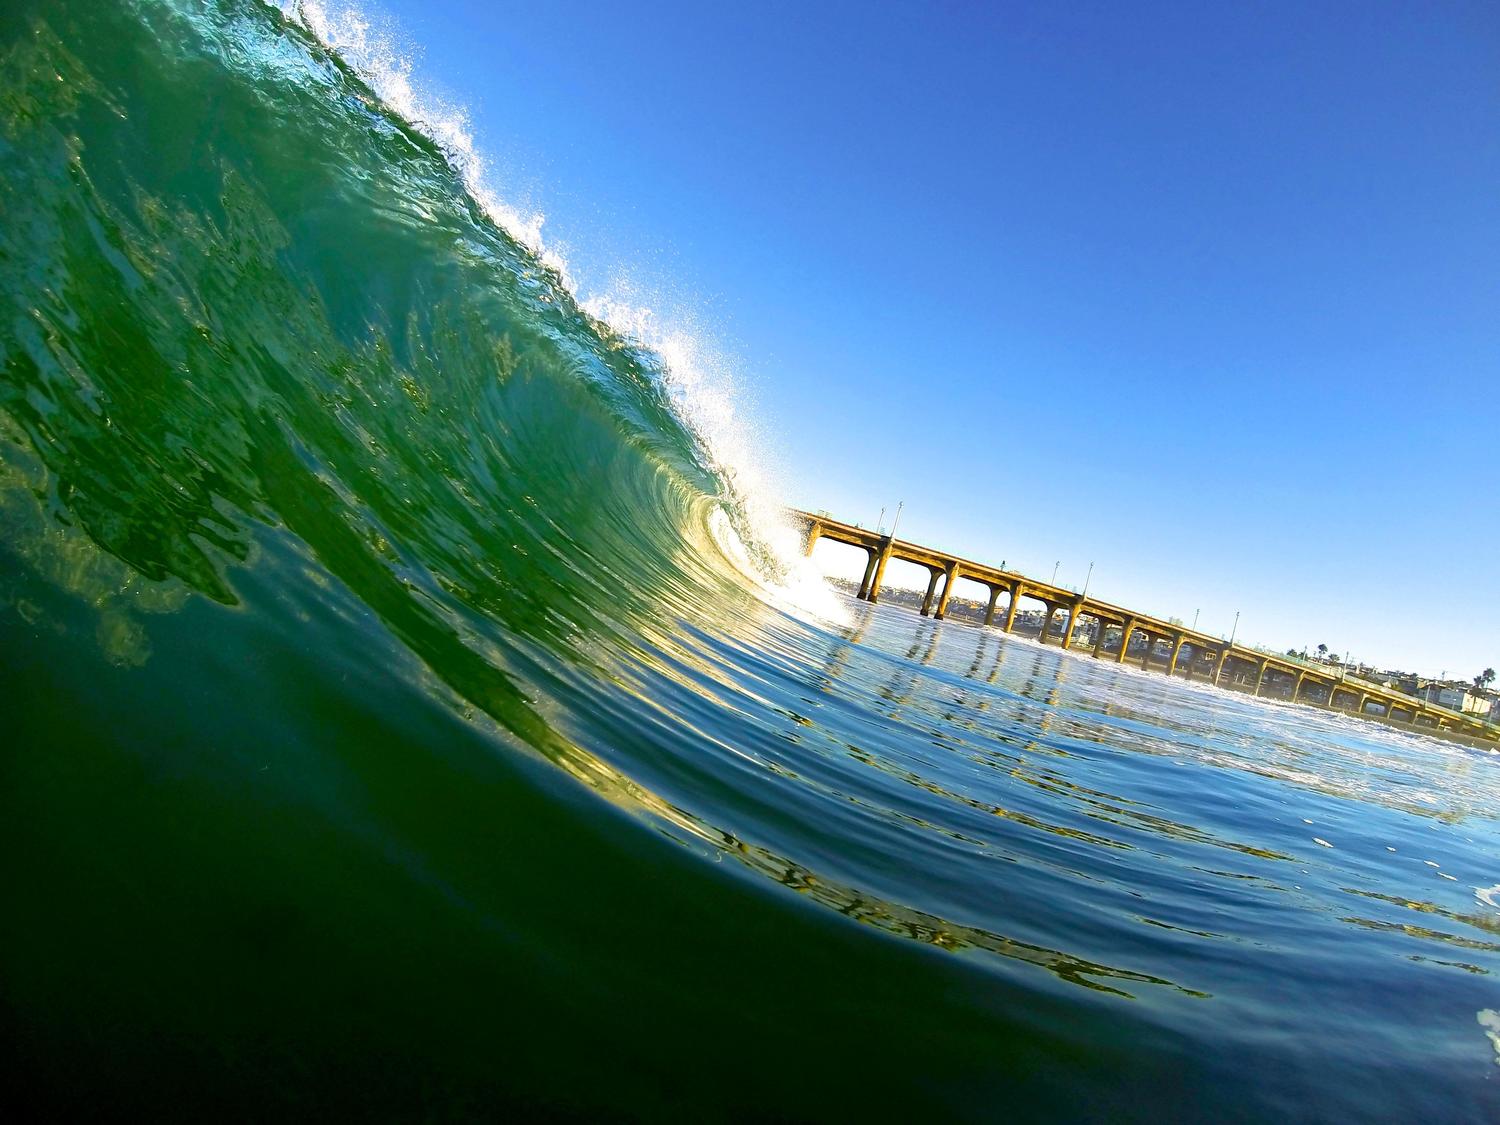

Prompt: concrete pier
[{"left": 797, "top": 510, "right": 1499, "bottom": 745}]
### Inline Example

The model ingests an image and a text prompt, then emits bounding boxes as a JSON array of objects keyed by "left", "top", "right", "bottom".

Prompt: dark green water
[{"left": 3, "top": 2, "right": 1498, "bottom": 1119}]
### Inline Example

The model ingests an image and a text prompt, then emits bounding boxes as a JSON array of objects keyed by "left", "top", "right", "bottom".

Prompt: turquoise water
[{"left": 2, "top": 2, "right": 1498, "bottom": 1118}]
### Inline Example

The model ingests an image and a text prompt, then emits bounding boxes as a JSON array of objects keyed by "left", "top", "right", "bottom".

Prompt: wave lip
[{"left": 271, "top": 0, "right": 804, "bottom": 587}]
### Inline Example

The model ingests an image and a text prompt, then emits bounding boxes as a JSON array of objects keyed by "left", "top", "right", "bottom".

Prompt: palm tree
[
  {"left": 1475, "top": 667, "right": 1496, "bottom": 692},
  {"left": 1316, "top": 643, "right": 1328, "bottom": 660}
]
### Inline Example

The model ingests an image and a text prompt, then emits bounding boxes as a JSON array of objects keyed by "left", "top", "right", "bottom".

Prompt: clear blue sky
[{"left": 360, "top": 0, "right": 1496, "bottom": 679}]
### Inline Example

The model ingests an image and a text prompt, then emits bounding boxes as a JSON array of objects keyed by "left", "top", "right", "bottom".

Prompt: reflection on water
[{"left": 562, "top": 589, "right": 1500, "bottom": 1019}]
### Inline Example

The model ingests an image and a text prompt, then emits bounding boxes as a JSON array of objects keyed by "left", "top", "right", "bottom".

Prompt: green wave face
[
  {"left": 5, "top": 3, "right": 1500, "bottom": 1121},
  {"left": 0, "top": 0, "right": 745, "bottom": 683}
]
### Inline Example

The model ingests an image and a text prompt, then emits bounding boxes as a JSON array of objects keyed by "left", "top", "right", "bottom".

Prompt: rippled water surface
[{"left": 3, "top": 2, "right": 1498, "bottom": 1119}]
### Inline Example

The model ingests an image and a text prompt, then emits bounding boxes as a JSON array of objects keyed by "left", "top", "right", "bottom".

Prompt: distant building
[
  {"left": 1378, "top": 670, "right": 1420, "bottom": 695},
  {"left": 1420, "top": 680, "right": 1494, "bottom": 717}
]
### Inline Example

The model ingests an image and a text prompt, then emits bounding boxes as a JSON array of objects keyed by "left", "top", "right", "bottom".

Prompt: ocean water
[{"left": 2, "top": 2, "right": 1497, "bottom": 1119}]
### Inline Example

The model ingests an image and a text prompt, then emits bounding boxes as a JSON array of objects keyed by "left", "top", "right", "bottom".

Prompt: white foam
[
  {"left": 1479, "top": 1009, "right": 1500, "bottom": 1066},
  {"left": 704, "top": 504, "right": 849, "bottom": 624}
]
